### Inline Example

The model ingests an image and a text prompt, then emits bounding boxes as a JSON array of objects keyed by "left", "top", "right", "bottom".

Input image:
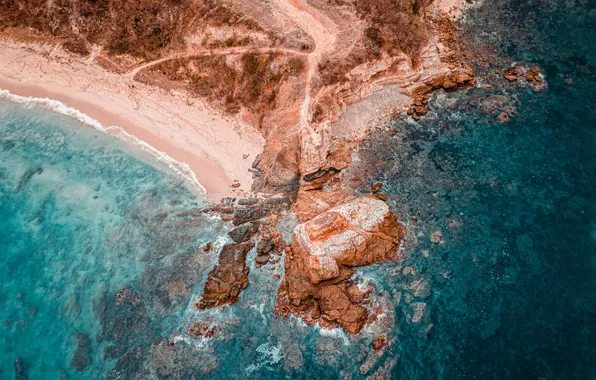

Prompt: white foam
[
  {"left": 0, "top": 89, "right": 207, "bottom": 194},
  {"left": 245, "top": 343, "right": 283, "bottom": 373}
]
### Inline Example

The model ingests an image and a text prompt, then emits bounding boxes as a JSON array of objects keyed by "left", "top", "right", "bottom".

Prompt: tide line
[{"left": 0, "top": 89, "right": 207, "bottom": 194}]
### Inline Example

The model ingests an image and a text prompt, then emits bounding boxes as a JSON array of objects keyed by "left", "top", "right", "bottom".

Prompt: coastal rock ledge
[{"left": 276, "top": 196, "right": 406, "bottom": 334}]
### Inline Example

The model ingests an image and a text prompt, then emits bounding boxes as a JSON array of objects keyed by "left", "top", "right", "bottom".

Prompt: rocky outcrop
[
  {"left": 195, "top": 242, "right": 254, "bottom": 310},
  {"left": 276, "top": 195, "right": 406, "bottom": 334}
]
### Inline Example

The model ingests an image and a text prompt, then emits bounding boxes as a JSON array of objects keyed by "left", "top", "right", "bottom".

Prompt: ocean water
[
  {"left": 351, "top": 0, "right": 596, "bottom": 378},
  {"left": 1, "top": 0, "right": 595, "bottom": 378},
  {"left": 0, "top": 100, "right": 227, "bottom": 378}
]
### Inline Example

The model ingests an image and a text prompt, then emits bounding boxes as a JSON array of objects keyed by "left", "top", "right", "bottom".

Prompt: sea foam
[{"left": 0, "top": 89, "right": 207, "bottom": 194}]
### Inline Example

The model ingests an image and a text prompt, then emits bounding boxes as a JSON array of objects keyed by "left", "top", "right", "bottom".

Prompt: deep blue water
[
  {"left": 1, "top": 0, "right": 595, "bottom": 378},
  {"left": 352, "top": 0, "right": 596, "bottom": 378}
]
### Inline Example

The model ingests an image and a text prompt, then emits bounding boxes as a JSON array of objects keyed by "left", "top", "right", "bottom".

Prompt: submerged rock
[
  {"left": 69, "top": 332, "right": 91, "bottom": 371},
  {"left": 276, "top": 195, "right": 407, "bottom": 333},
  {"left": 14, "top": 357, "right": 28, "bottom": 380}
]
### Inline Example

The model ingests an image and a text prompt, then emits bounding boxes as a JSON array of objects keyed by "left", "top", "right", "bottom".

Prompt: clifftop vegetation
[{"left": 0, "top": 0, "right": 261, "bottom": 59}]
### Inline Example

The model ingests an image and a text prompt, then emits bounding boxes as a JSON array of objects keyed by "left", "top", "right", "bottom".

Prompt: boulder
[
  {"left": 276, "top": 195, "right": 406, "bottom": 334},
  {"left": 293, "top": 196, "right": 401, "bottom": 285}
]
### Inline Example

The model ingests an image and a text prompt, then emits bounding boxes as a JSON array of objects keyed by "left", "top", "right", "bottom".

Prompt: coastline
[{"left": 0, "top": 39, "right": 264, "bottom": 202}]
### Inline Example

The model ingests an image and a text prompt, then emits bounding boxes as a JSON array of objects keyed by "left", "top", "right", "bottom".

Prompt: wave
[{"left": 0, "top": 89, "right": 207, "bottom": 194}]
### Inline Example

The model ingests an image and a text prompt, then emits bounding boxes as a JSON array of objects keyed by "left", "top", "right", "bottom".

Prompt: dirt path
[
  {"left": 272, "top": 0, "right": 338, "bottom": 127},
  {"left": 127, "top": 46, "right": 308, "bottom": 78},
  {"left": 128, "top": 0, "right": 339, "bottom": 130}
]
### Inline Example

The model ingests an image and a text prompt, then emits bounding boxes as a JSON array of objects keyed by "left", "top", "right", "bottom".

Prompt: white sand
[{"left": 0, "top": 38, "right": 264, "bottom": 202}]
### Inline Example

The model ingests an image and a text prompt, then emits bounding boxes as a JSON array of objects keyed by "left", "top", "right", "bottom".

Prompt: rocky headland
[{"left": 1, "top": 0, "right": 480, "bottom": 340}]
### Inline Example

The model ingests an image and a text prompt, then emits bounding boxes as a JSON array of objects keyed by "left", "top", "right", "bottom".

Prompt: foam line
[{"left": 0, "top": 89, "right": 207, "bottom": 194}]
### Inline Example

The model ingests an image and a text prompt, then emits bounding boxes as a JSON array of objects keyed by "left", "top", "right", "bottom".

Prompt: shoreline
[
  {"left": 0, "top": 39, "right": 264, "bottom": 202},
  {"left": 0, "top": 87, "right": 211, "bottom": 195}
]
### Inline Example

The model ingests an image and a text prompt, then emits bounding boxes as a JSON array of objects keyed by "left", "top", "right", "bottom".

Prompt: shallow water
[{"left": 0, "top": 102, "right": 226, "bottom": 378}]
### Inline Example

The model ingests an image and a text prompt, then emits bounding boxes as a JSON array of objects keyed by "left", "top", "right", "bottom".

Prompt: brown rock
[
  {"left": 497, "top": 112, "right": 510, "bottom": 122},
  {"left": 257, "top": 239, "right": 275, "bottom": 256},
  {"left": 276, "top": 196, "right": 405, "bottom": 334},
  {"left": 430, "top": 231, "right": 444, "bottom": 244},
  {"left": 371, "top": 183, "right": 383, "bottom": 193},
  {"left": 374, "top": 192, "right": 389, "bottom": 201},
  {"left": 196, "top": 242, "right": 254, "bottom": 309},
  {"left": 228, "top": 223, "right": 259, "bottom": 244},
  {"left": 413, "top": 105, "right": 428, "bottom": 115},
  {"left": 503, "top": 68, "right": 522, "bottom": 82},
  {"left": 202, "top": 242, "right": 213, "bottom": 253},
  {"left": 372, "top": 335, "right": 387, "bottom": 350},
  {"left": 255, "top": 255, "right": 270, "bottom": 265},
  {"left": 316, "top": 284, "right": 368, "bottom": 334},
  {"left": 346, "top": 284, "right": 367, "bottom": 304}
]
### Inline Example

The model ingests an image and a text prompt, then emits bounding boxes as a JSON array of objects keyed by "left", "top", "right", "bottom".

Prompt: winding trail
[
  {"left": 128, "top": 0, "right": 339, "bottom": 132},
  {"left": 127, "top": 46, "right": 309, "bottom": 78}
]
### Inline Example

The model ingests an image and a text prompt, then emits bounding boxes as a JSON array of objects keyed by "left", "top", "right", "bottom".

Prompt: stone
[
  {"left": 346, "top": 284, "right": 367, "bottom": 304},
  {"left": 238, "top": 198, "right": 259, "bottom": 206},
  {"left": 276, "top": 196, "right": 406, "bottom": 334},
  {"left": 107, "top": 347, "right": 142, "bottom": 380},
  {"left": 430, "top": 231, "right": 444, "bottom": 244},
  {"left": 202, "top": 242, "right": 213, "bottom": 253},
  {"left": 413, "top": 105, "right": 428, "bottom": 115},
  {"left": 196, "top": 242, "right": 254, "bottom": 309},
  {"left": 257, "top": 239, "right": 274, "bottom": 256},
  {"left": 410, "top": 277, "right": 432, "bottom": 298},
  {"left": 228, "top": 223, "right": 259, "bottom": 244},
  {"left": 14, "top": 358, "right": 28, "bottom": 380},
  {"left": 70, "top": 332, "right": 91, "bottom": 371},
  {"left": 115, "top": 285, "right": 141, "bottom": 307},
  {"left": 294, "top": 196, "right": 401, "bottom": 284},
  {"left": 503, "top": 68, "right": 522, "bottom": 82},
  {"left": 103, "top": 345, "right": 127, "bottom": 361},
  {"left": 374, "top": 192, "right": 389, "bottom": 201},
  {"left": 232, "top": 198, "right": 290, "bottom": 226},
  {"left": 317, "top": 284, "right": 368, "bottom": 334},
  {"left": 497, "top": 112, "right": 510, "bottom": 122},
  {"left": 372, "top": 335, "right": 387, "bottom": 350},
  {"left": 410, "top": 302, "right": 427, "bottom": 324},
  {"left": 371, "top": 183, "right": 383, "bottom": 193},
  {"left": 255, "top": 255, "right": 270, "bottom": 265}
]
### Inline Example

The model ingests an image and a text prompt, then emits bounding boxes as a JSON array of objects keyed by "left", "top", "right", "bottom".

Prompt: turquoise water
[{"left": 0, "top": 101, "right": 226, "bottom": 378}]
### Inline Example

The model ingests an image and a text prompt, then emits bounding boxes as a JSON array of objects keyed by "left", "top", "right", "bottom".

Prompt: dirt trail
[
  {"left": 128, "top": 46, "right": 308, "bottom": 78},
  {"left": 272, "top": 0, "right": 338, "bottom": 127},
  {"left": 128, "top": 0, "right": 338, "bottom": 129}
]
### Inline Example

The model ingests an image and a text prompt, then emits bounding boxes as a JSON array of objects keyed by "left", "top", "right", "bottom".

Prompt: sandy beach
[{"left": 0, "top": 38, "right": 264, "bottom": 202}]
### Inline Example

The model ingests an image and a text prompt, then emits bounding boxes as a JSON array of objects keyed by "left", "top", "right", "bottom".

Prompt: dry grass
[
  {"left": 318, "top": 0, "right": 432, "bottom": 85},
  {"left": 0, "top": 0, "right": 260, "bottom": 60},
  {"left": 151, "top": 53, "right": 305, "bottom": 120}
]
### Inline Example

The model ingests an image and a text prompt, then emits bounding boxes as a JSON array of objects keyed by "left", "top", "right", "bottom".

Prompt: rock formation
[
  {"left": 195, "top": 242, "right": 254, "bottom": 310},
  {"left": 276, "top": 195, "right": 407, "bottom": 333}
]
